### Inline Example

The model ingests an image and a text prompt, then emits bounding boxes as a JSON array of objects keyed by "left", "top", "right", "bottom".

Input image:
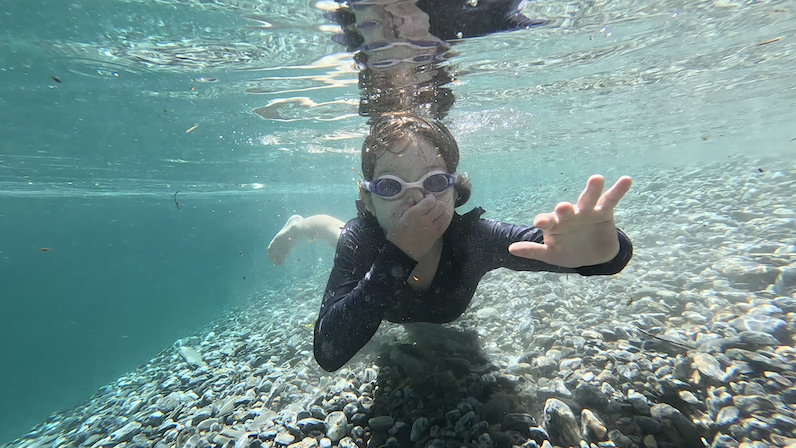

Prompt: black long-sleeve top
[{"left": 313, "top": 207, "right": 633, "bottom": 371}]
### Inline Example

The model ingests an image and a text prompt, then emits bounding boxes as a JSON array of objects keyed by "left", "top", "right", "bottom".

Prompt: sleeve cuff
[{"left": 575, "top": 229, "right": 633, "bottom": 276}]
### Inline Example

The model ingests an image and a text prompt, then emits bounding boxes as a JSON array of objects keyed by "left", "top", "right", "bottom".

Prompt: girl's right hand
[{"left": 387, "top": 194, "right": 451, "bottom": 261}]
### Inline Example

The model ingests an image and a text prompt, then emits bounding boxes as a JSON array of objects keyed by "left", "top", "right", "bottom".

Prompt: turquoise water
[{"left": 1, "top": 0, "right": 795, "bottom": 444}]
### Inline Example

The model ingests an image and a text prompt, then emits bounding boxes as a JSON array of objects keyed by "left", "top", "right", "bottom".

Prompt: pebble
[
  {"left": 607, "top": 429, "right": 633, "bottom": 448},
  {"left": 274, "top": 433, "right": 295, "bottom": 446},
  {"left": 368, "top": 415, "right": 395, "bottom": 432},
  {"left": 410, "top": 417, "right": 428, "bottom": 442},
  {"left": 580, "top": 409, "right": 606, "bottom": 441},
  {"left": 692, "top": 353, "right": 727, "bottom": 383},
  {"left": 543, "top": 399, "right": 581, "bottom": 448},
  {"left": 324, "top": 411, "right": 348, "bottom": 442},
  {"left": 732, "top": 395, "right": 775, "bottom": 414},
  {"left": 627, "top": 389, "right": 650, "bottom": 414},
  {"left": 728, "top": 315, "right": 787, "bottom": 341},
  {"left": 716, "top": 406, "right": 740, "bottom": 427}
]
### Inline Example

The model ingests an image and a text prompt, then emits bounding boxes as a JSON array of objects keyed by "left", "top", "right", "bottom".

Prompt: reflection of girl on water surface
[{"left": 269, "top": 0, "right": 634, "bottom": 371}]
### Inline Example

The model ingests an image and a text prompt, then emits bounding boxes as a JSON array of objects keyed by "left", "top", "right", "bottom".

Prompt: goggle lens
[
  {"left": 423, "top": 173, "right": 451, "bottom": 192},
  {"left": 375, "top": 179, "right": 402, "bottom": 197}
]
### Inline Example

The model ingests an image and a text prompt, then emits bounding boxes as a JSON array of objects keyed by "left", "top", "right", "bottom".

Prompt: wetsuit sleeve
[
  {"left": 313, "top": 219, "right": 418, "bottom": 372},
  {"left": 473, "top": 219, "right": 633, "bottom": 276}
]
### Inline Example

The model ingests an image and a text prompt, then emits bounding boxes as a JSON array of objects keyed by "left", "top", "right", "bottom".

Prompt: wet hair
[{"left": 361, "top": 113, "right": 471, "bottom": 207}]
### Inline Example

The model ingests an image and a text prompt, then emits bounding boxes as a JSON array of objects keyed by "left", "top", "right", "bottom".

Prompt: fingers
[
  {"left": 508, "top": 241, "right": 547, "bottom": 261},
  {"left": 554, "top": 202, "right": 575, "bottom": 220},
  {"left": 577, "top": 175, "right": 604, "bottom": 211},
  {"left": 409, "top": 194, "right": 438, "bottom": 216},
  {"left": 597, "top": 175, "right": 632, "bottom": 210},
  {"left": 533, "top": 212, "right": 555, "bottom": 231}
]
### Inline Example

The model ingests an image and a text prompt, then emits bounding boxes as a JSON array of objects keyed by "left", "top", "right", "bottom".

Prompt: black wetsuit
[{"left": 313, "top": 206, "right": 633, "bottom": 371}]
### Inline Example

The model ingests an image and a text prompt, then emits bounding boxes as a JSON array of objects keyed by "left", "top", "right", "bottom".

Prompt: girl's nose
[{"left": 405, "top": 187, "right": 424, "bottom": 204}]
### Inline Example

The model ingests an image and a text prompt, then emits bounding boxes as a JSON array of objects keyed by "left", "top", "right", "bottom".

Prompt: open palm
[{"left": 508, "top": 175, "right": 632, "bottom": 268}]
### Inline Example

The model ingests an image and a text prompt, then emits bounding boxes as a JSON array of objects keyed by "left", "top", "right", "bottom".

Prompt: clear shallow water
[{"left": 1, "top": 0, "right": 795, "bottom": 443}]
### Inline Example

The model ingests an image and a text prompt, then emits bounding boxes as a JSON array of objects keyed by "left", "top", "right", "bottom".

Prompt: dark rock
[
  {"left": 738, "top": 331, "right": 781, "bottom": 349},
  {"left": 351, "top": 413, "right": 368, "bottom": 427},
  {"left": 724, "top": 349, "right": 789, "bottom": 372},
  {"left": 503, "top": 414, "right": 537, "bottom": 437},
  {"left": 607, "top": 429, "right": 633, "bottom": 448},
  {"left": 488, "top": 430, "right": 512, "bottom": 448},
  {"left": 527, "top": 426, "right": 549, "bottom": 444},
  {"left": 574, "top": 384, "right": 609, "bottom": 411},
  {"left": 782, "top": 387, "right": 796, "bottom": 404},
  {"left": 368, "top": 416, "right": 395, "bottom": 432},
  {"left": 649, "top": 404, "right": 703, "bottom": 448},
  {"left": 484, "top": 395, "right": 510, "bottom": 424},
  {"left": 634, "top": 416, "right": 661, "bottom": 434},
  {"left": 697, "top": 336, "right": 744, "bottom": 354},
  {"left": 732, "top": 395, "right": 775, "bottom": 414},
  {"left": 309, "top": 405, "right": 327, "bottom": 420}
]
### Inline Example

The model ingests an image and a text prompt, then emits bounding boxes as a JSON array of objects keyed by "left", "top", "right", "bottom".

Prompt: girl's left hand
[{"left": 508, "top": 175, "right": 632, "bottom": 268}]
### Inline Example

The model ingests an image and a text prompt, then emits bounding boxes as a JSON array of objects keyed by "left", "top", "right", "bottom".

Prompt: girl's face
[{"left": 365, "top": 135, "right": 456, "bottom": 234}]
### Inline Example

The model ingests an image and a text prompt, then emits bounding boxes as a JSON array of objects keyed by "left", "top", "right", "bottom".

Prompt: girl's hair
[{"left": 360, "top": 113, "right": 471, "bottom": 207}]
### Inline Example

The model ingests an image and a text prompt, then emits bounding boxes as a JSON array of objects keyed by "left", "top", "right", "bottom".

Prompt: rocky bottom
[{"left": 5, "top": 158, "right": 796, "bottom": 448}]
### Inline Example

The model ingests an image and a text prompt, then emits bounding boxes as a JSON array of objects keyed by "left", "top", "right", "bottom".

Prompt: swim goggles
[{"left": 360, "top": 169, "right": 457, "bottom": 200}]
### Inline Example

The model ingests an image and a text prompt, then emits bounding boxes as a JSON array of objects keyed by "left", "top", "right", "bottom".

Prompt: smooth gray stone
[
  {"left": 483, "top": 395, "right": 510, "bottom": 424},
  {"left": 503, "top": 413, "right": 537, "bottom": 437},
  {"left": 297, "top": 418, "right": 325, "bottom": 434},
  {"left": 368, "top": 415, "right": 395, "bottom": 432},
  {"left": 697, "top": 336, "right": 744, "bottom": 354},
  {"left": 542, "top": 399, "right": 580, "bottom": 448},
  {"left": 156, "top": 392, "right": 182, "bottom": 413},
  {"left": 196, "top": 418, "right": 218, "bottom": 431},
  {"left": 146, "top": 411, "right": 165, "bottom": 427},
  {"left": 324, "top": 412, "right": 348, "bottom": 443},
  {"left": 454, "top": 410, "right": 476, "bottom": 433},
  {"left": 608, "top": 429, "right": 633, "bottom": 448},
  {"left": 775, "top": 265, "right": 796, "bottom": 296},
  {"left": 634, "top": 416, "right": 661, "bottom": 434},
  {"left": 309, "top": 405, "right": 327, "bottom": 420},
  {"left": 191, "top": 409, "right": 212, "bottom": 425},
  {"left": 692, "top": 353, "right": 726, "bottom": 383},
  {"left": 733, "top": 395, "right": 775, "bottom": 414},
  {"left": 725, "top": 348, "right": 789, "bottom": 371},
  {"left": 710, "top": 433, "right": 738, "bottom": 448},
  {"left": 773, "top": 413, "right": 796, "bottom": 430},
  {"left": 716, "top": 406, "right": 740, "bottom": 427},
  {"left": 738, "top": 331, "right": 781, "bottom": 348},
  {"left": 410, "top": 417, "right": 428, "bottom": 442},
  {"left": 527, "top": 427, "right": 549, "bottom": 444},
  {"left": 109, "top": 422, "right": 142, "bottom": 444},
  {"left": 274, "top": 433, "right": 295, "bottom": 445},
  {"left": 574, "top": 384, "right": 609, "bottom": 411},
  {"left": 338, "top": 437, "right": 357, "bottom": 448},
  {"left": 773, "top": 297, "right": 796, "bottom": 312},
  {"left": 728, "top": 316, "right": 787, "bottom": 341},
  {"left": 178, "top": 346, "right": 206, "bottom": 368},
  {"left": 649, "top": 404, "right": 703, "bottom": 448}
]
